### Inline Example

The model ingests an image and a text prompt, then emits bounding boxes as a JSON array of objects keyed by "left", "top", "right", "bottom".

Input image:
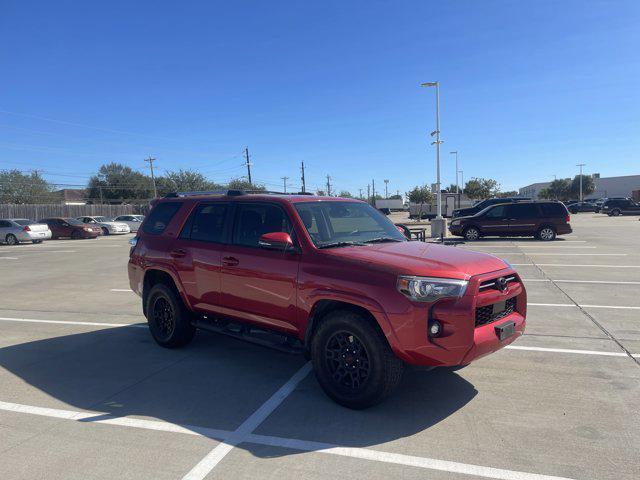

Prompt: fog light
[{"left": 429, "top": 320, "right": 442, "bottom": 337}]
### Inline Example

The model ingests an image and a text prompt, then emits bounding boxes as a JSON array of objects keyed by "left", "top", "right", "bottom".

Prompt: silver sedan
[{"left": 0, "top": 219, "right": 52, "bottom": 244}]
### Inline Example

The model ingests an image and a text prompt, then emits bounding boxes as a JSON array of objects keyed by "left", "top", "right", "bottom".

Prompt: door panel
[
  {"left": 477, "top": 205, "right": 510, "bottom": 236},
  {"left": 507, "top": 204, "right": 540, "bottom": 235},
  {"left": 219, "top": 203, "right": 300, "bottom": 332}
]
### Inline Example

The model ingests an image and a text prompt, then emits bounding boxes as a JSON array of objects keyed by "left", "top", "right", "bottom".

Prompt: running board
[{"left": 192, "top": 316, "right": 304, "bottom": 355}]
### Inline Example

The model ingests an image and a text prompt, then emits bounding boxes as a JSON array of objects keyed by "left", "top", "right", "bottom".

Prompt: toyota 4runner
[{"left": 128, "top": 191, "right": 527, "bottom": 408}]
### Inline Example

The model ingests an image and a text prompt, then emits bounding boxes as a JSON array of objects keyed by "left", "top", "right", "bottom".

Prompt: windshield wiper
[
  {"left": 362, "top": 237, "right": 403, "bottom": 244},
  {"left": 317, "top": 241, "right": 366, "bottom": 249}
]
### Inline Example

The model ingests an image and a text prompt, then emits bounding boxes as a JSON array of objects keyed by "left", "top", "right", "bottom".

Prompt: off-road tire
[
  {"left": 311, "top": 310, "right": 404, "bottom": 409},
  {"left": 463, "top": 226, "right": 480, "bottom": 241},
  {"left": 145, "top": 283, "right": 195, "bottom": 348}
]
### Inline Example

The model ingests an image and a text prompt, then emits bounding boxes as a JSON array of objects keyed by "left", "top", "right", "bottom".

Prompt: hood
[
  {"left": 322, "top": 241, "right": 509, "bottom": 280},
  {"left": 100, "top": 221, "right": 128, "bottom": 228}
]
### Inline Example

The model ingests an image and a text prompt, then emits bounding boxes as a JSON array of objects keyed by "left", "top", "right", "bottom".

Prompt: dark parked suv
[
  {"left": 601, "top": 198, "right": 640, "bottom": 216},
  {"left": 449, "top": 201, "right": 571, "bottom": 241},
  {"left": 452, "top": 197, "right": 530, "bottom": 218},
  {"left": 128, "top": 191, "right": 526, "bottom": 408}
]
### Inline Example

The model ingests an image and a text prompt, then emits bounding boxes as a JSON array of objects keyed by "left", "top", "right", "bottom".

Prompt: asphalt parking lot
[{"left": 1, "top": 214, "right": 639, "bottom": 480}]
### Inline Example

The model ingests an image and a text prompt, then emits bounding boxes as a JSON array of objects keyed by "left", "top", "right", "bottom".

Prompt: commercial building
[{"left": 519, "top": 174, "right": 640, "bottom": 200}]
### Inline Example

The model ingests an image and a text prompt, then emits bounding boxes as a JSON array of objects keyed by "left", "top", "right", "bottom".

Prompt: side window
[
  {"left": 184, "top": 203, "right": 229, "bottom": 243},
  {"left": 540, "top": 203, "right": 564, "bottom": 217},
  {"left": 508, "top": 203, "right": 540, "bottom": 218},
  {"left": 0, "top": 220, "right": 11, "bottom": 228},
  {"left": 233, "top": 203, "right": 293, "bottom": 248},
  {"left": 484, "top": 205, "right": 507, "bottom": 219},
  {"left": 142, "top": 202, "right": 182, "bottom": 235}
]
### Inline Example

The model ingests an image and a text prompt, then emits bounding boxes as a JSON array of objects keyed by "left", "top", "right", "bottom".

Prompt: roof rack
[
  {"left": 164, "top": 189, "right": 245, "bottom": 198},
  {"left": 163, "top": 189, "right": 315, "bottom": 198}
]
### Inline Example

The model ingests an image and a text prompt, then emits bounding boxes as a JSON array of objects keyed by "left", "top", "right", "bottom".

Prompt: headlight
[
  {"left": 450, "top": 220, "right": 461, "bottom": 226},
  {"left": 397, "top": 276, "right": 468, "bottom": 302},
  {"left": 83, "top": 227, "right": 90, "bottom": 231}
]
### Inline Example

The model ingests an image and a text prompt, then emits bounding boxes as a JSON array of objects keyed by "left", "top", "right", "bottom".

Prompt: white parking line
[
  {"left": 466, "top": 246, "right": 596, "bottom": 249},
  {"left": 0, "top": 399, "right": 577, "bottom": 480},
  {"left": 522, "top": 279, "right": 640, "bottom": 285},
  {"left": 512, "top": 264, "right": 640, "bottom": 268},
  {"left": 182, "top": 362, "right": 313, "bottom": 480},
  {"left": 0, "top": 317, "right": 145, "bottom": 328},
  {"left": 505, "top": 345, "right": 628, "bottom": 357},
  {"left": 0, "top": 257, "right": 19, "bottom": 260},
  {"left": 492, "top": 253, "right": 626, "bottom": 256},
  {"left": 110, "top": 288, "right": 133, "bottom": 292},
  {"left": 528, "top": 303, "right": 640, "bottom": 310}
]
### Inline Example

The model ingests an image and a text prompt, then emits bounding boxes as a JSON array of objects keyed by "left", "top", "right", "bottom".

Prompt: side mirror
[{"left": 258, "top": 232, "right": 295, "bottom": 251}]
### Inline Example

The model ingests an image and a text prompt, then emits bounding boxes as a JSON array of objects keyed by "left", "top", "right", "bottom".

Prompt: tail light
[
  {"left": 566, "top": 215, "right": 571, "bottom": 222},
  {"left": 23, "top": 225, "right": 31, "bottom": 231}
]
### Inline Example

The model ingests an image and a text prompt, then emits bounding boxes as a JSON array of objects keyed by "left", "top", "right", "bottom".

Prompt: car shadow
[{"left": 0, "top": 325, "right": 477, "bottom": 457}]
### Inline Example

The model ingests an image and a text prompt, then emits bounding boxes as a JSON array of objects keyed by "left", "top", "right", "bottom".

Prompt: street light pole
[
  {"left": 450, "top": 151, "right": 458, "bottom": 194},
  {"left": 459, "top": 170, "right": 464, "bottom": 195},
  {"left": 576, "top": 163, "right": 586, "bottom": 201},
  {"left": 421, "top": 81, "right": 443, "bottom": 220}
]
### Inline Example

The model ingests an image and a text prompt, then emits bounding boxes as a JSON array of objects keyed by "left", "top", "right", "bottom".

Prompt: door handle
[
  {"left": 170, "top": 249, "right": 186, "bottom": 258},
  {"left": 222, "top": 256, "right": 239, "bottom": 266}
]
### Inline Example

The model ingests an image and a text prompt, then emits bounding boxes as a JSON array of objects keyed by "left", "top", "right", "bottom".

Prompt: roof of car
[{"left": 157, "top": 191, "right": 363, "bottom": 205}]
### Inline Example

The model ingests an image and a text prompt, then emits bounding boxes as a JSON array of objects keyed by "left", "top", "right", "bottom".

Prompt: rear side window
[
  {"left": 142, "top": 202, "right": 181, "bottom": 235},
  {"left": 182, "top": 203, "right": 229, "bottom": 243},
  {"left": 0, "top": 220, "right": 11, "bottom": 228},
  {"left": 507, "top": 203, "right": 540, "bottom": 218},
  {"left": 540, "top": 203, "right": 566, "bottom": 217}
]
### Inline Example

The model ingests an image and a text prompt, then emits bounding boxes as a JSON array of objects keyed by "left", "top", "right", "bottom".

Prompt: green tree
[
  {"left": 316, "top": 189, "right": 326, "bottom": 196},
  {"left": 444, "top": 183, "right": 460, "bottom": 193},
  {"left": 538, "top": 179, "right": 571, "bottom": 201},
  {"left": 0, "top": 169, "right": 56, "bottom": 204},
  {"left": 497, "top": 190, "right": 519, "bottom": 198},
  {"left": 227, "top": 178, "right": 266, "bottom": 192},
  {"left": 338, "top": 190, "right": 353, "bottom": 198},
  {"left": 463, "top": 178, "right": 500, "bottom": 200},
  {"left": 406, "top": 185, "right": 434, "bottom": 220},
  {"left": 570, "top": 175, "right": 595, "bottom": 199},
  {"left": 156, "top": 169, "right": 224, "bottom": 196},
  {"left": 389, "top": 194, "right": 402, "bottom": 200},
  {"left": 87, "top": 163, "right": 152, "bottom": 203}
]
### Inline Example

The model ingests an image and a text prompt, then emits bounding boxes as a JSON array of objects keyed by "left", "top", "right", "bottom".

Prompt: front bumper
[{"left": 381, "top": 268, "right": 526, "bottom": 367}]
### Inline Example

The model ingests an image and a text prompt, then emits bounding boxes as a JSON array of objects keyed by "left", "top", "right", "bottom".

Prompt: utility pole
[
  {"left": 372, "top": 179, "right": 376, "bottom": 200},
  {"left": 144, "top": 156, "right": 158, "bottom": 198},
  {"left": 326, "top": 175, "right": 332, "bottom": 196},
  {"left": 300, "top": 162, "right": 306, "bottom": 193},
  {"left": 281, "top": 176, "right": 289, "bottom": 193},
  {"left": 577, "top": 163, "right": 586, "bottom": 201},
  {"left": 358, "top": 188, "right": 363, "bottom": 199},
  {"left": 384, "top": 179, "right": 389, "bottom": 199},
  {"left": 396, "top": 189, "right": 400, "bottom": 197},
  {"left": 244, "top": 148, "right": 252, "bottom": 186},
  {"left": 459, "top": 170, "right": 464, "bottom": 195},
  {"left": 450, "top": 151, "right": 459, "bottom": 194},
  {"left": 367, "top": 184, "right": 370, "bottom": 203}
]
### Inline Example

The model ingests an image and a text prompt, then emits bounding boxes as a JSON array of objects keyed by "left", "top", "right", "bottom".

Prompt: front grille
[
  {"left": 479, "top": 275, "right": 518, "bottom": 292},
  {"left": 475, "top": 297, "right": 517, "bottom": 327}
]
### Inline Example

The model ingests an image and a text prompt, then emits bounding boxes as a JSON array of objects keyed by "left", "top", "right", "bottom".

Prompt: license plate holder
[
  {"left": 495, "top": 320, "right": 516, "bottom": 341},
  {"left": 492, "top": 300, "right": 506, "bottom": 315}
]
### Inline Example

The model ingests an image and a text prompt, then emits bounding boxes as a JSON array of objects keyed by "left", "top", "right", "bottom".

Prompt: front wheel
[
  {"left": 71, "top": 231, "right": 81, "bottom": 240},
  {"left": 463, "top": 226, "right": 480, "bottom": 241},
  {"left": 145, "top": 283, "right": 195, "bottom": 348},
  {"left": 538, "top": 226, "right": 556, "bottom": 241},
  {"left": 611, "top": 209, "right": 621, "bottom": 216},
  {"left": 311, "top": 310, "right": 404, "bottom": 409},
  {"left": 32, "top": 240, "right": 43, "bottom": 244}
]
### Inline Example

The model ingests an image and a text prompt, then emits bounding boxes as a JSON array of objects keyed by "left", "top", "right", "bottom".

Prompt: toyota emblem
[{"left": 496, "top": 277, "right": 508, "bottom": 292}]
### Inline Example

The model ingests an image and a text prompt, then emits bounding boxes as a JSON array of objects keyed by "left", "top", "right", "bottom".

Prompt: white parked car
[
  {"left": 0, "top": 218, "right": 52, "bottom": 244},
  {"left": 112, "top": 214, "right": 145, "bottom": 233},
  {"left": 76, "top": 216, "right": 131, "bottom": 235}
]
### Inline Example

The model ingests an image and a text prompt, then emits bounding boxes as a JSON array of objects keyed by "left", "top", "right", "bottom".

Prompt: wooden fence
[{"left": 0, "top": 204, "right": 147, "bottom": 220}]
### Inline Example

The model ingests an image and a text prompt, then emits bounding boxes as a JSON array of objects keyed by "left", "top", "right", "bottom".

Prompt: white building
[{"left": 519, "top": 174, "right": 640, "bottom": 200}]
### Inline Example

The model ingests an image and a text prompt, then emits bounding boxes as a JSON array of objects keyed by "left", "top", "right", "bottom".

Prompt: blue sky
[{"left": 1, "top": 0, "right": 639, "bottom": 195}]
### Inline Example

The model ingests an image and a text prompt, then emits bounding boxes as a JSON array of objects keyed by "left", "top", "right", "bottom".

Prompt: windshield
[
  {"left": 13, "top": 219, "right": 34, "bottom": 226},
  {"left": 294, "top": 201, "right": 405, "bottom": 248},
  {"left": 93, "top": 216, "right": 109, "bottom": 222},
  {"left": 66, "top": 218, "right": 84, "bottom": 226}
]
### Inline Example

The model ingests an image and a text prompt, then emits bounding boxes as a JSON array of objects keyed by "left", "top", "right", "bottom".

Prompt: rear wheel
[
  {"left": 538, "top": 226, "right": 556, "bottom": 241},
  {"left": 32, "top": 240, "right": 43, "bottom": 244},
  {"left": 611, "top": 209, "right": 621, "bottom": 216},
  {"left": 145, "top": 283, "right": 195, "bottom": 348},
  {"left": 5, "top": 234, "right": 18, "bottom": 245},
  {"left": 463, "top": 226, "right": 480, "bottom": 241},
  {"left": 102, "top": 227, "right": 109, "bottom": 236},
  {"left": 311, "top": 310, "right": 404, "bottom": 409}
]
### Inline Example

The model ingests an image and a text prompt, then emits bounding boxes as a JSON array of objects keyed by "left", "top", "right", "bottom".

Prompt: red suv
[{"left": 128, "top": 191, "right": 527, "bottom": 408}]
